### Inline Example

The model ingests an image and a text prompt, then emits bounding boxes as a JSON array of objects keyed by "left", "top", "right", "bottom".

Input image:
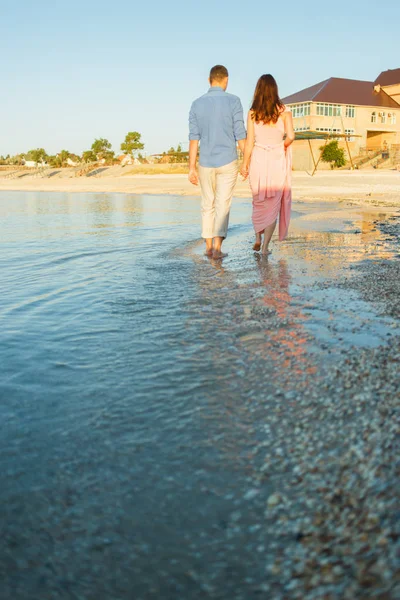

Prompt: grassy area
[{"left": 124, "top": 163, "right": 189, "bottom": 175}]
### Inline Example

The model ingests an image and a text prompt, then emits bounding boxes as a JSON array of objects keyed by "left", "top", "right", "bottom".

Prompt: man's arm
[
  {"left": 233, "top": 97, "right": 247, "bottom": 152},
  {"left": 237, "top": 138, "right": 246, "bottom": 153},
  {"left": 188, "top": 140, "right": 199, "bottom": 185},
  {"left": 188, "top": 103, "right": 200, "bottom": 186}
]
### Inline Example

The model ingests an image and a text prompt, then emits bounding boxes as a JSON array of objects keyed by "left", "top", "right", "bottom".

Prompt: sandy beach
[{"left": 1, "top": 167, "right": 400, "bottom": 206}]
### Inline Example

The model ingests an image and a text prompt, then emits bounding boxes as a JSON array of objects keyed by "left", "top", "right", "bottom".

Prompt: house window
[
  {"left": 345, "top": 105, "right": 355, "bottom": 118},
  {"left": 371, "top": 112, "right": 376, "bottom": 123},
  {"left": 345, "top": 129, "right": 355, "bottom": 142},
  {"left": 315, "top": 127, "right": 341, "bottom": 133},
  {"left": 390, "top": 112, "right": 397, "bottom": 125},
  {"left": 316, "top": 103, "right": 342, "bottom": 117},
  {"left": 315, "top": 127, "right": 342, "bottom": 139},
  {"left": 288, "top": 103, "right": 311, "bottom": 118},
  {"left": 381, "top": 112, "right": 386, "bottom": 124}
]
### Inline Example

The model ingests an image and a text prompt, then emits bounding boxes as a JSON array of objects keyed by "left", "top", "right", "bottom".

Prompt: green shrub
[{"left": 320, "top": 140, "right": 346, "bottom": 169}]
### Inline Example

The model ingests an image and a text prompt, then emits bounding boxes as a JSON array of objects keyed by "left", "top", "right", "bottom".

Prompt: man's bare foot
[
  {"left": 204, "top": 239, "right": 213, "bottom": 256},
  {"left": 261, "top": 247, "right": 272, "bottom": 256},
  {"left": 212, "top": 250, "right": 227, "bottom": 259}
]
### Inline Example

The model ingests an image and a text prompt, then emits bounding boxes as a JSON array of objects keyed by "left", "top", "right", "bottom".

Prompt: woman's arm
[
  {"left": 283, "top": 110, "right": 295, "bottom": 149},
  {"left": 240, "top": 111, "right": 255, "bottom": 179}
]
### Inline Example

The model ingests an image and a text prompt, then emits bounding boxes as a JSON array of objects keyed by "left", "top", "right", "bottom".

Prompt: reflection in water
[
  {"left": 285, "top": 209, "right": 396, "bottom": 273},
  {"left": 0, "top": 192, "right": 148, "bottom": 242},
  {"left": 254, "top": 256, "right": 316, "bottom": 380},
  {"left": 185, "top": 211, "right": 399, "bottom": 474},
  {"left": 181, "top": 251, "right": 260, "bottom": 473},
  {"left": 183, "top": 252, "right": 319, "bottom": 472},
  {"left": 89, "top": 194, "right": 145, "bottom": 231}
]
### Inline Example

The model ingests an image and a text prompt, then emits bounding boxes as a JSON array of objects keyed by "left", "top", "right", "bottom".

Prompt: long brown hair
[{"left": 251, "top": 74, "right": 284, "bottom": 124}]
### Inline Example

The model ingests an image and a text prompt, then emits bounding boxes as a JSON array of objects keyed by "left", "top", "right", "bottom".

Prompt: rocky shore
[{"left": 254, "top": 214, "right": 400, "bottom": 598}]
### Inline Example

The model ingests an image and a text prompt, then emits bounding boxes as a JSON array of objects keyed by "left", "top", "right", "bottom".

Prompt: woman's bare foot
[
  {"left": 205, "top": 248, "right": 213, "bottom": 257},
  {"left": 253, "top": 233, "right": 262, "bottom": 252},
  {"left": 212, "top": 250, "right": 227, "bottom": 260}
]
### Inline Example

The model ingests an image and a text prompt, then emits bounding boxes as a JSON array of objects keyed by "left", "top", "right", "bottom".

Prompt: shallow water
[{"left": 0, "top": 191, "right": 398, "bottom": 598}]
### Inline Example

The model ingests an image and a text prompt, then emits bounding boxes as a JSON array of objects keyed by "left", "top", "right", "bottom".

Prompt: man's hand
[{"left": 188, "top": 168, "right": 199, "bottom": 186}]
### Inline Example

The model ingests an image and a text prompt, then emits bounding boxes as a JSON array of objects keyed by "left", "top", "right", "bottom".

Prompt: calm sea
[{"left": 0, "top": 191, "right": 397, "bottom": 598}]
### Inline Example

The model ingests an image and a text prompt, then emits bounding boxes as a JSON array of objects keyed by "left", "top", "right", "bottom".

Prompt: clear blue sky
[{"left": 1, "top": 0, "right": 399, "bottom": 157}]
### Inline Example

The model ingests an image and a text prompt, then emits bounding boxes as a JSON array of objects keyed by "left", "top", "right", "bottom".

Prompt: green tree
[
  {"left": 47, "top": 155, "right": 60, "bottom": 167},
  {"left": 58, "top": 149, "right": 71, "bottom": 165},
  {"left": 48, "top": 150, "right": 72, "bottom": 168},
  {"left": 26, "top": 148, "right": 48, "bottom": 164},
  {"left": 91, "top": 138, "right": 112, "bottom": 159},
  {"left": 320, "top": 140, "right": 346, "bottom": 169},
  {"left": 163, "top": 144, "right": 188, "bottom": 164},
  {"left": 82, "top": 150, "right": 97, "bottom": 163},
  {"left": 174, "top": 144, "right": 188, "bottom": 163},
  {"left": 103, "top": 150, "right": 116, "bottom": 165},
  {"left": 10, "top": 153, "right": 26, "bottom": 165},
  {"left": 167, "top": 146, "right": 175, "bottom": 162},
  {"left": 121, "top": 131, "right": 144, "bottom": 157}
]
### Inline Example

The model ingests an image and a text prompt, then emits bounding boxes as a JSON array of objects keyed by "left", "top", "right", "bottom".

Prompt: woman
[{"left": 241, "top": 74, "right": 294, "bottom": 255}]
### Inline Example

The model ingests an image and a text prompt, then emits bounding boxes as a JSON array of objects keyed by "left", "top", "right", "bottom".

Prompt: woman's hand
[{"left": 240, "top": 163, "right": 249, "bottom": 180}]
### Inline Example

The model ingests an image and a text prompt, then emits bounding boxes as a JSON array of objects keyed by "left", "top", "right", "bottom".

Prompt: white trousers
[{"left": 198, "top": 160, "right": 238, "bottom": 239}]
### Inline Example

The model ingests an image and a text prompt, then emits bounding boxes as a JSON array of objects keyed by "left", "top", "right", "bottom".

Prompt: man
[{"left": 188, "top": 65, "right": 246, "bottom": 259}]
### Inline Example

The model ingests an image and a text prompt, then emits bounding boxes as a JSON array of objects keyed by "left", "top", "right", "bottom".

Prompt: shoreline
[{"left": 0, "top": 170, "right": 399, "bottom": 206}]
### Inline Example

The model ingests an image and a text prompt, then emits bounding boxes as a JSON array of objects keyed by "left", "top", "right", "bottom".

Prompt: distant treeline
[{"left": 0, "top": 133, "right": 190, "bottom": 167}]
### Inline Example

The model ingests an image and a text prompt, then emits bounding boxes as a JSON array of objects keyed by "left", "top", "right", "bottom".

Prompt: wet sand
[{"left": 0, "top": 168, "right": 400, "bottom": 206}]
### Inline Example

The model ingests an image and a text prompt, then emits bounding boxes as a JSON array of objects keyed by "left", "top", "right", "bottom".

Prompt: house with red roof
[{"left": 283, "top": 68, "right": 400, "bottom": 169}]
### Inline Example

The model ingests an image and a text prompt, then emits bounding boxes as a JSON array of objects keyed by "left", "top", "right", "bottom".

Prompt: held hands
[
  {"left": 188, "top": 168, "right": 199, "bottom": 186},
  {"left": 240, "top": 163, "right": 249, "bottom": 180}
]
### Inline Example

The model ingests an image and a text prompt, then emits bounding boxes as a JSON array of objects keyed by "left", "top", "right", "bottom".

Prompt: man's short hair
[{"left": 210, "top": 65, "right": 229, "bottom": 83}]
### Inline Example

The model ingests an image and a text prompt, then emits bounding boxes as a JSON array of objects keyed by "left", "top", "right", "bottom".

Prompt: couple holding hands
[{"left": 188, "top": 64, "right": 294, "bottom": 259}]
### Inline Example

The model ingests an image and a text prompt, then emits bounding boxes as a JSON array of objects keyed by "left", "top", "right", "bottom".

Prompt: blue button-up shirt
[{"left": 189, "top": 86, "right": 246, "bottom": 168}]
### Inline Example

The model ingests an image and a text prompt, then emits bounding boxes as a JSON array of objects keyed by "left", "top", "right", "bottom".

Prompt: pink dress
[{"left": 249, "top": 113, "right": 292, "bottom": 240}]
